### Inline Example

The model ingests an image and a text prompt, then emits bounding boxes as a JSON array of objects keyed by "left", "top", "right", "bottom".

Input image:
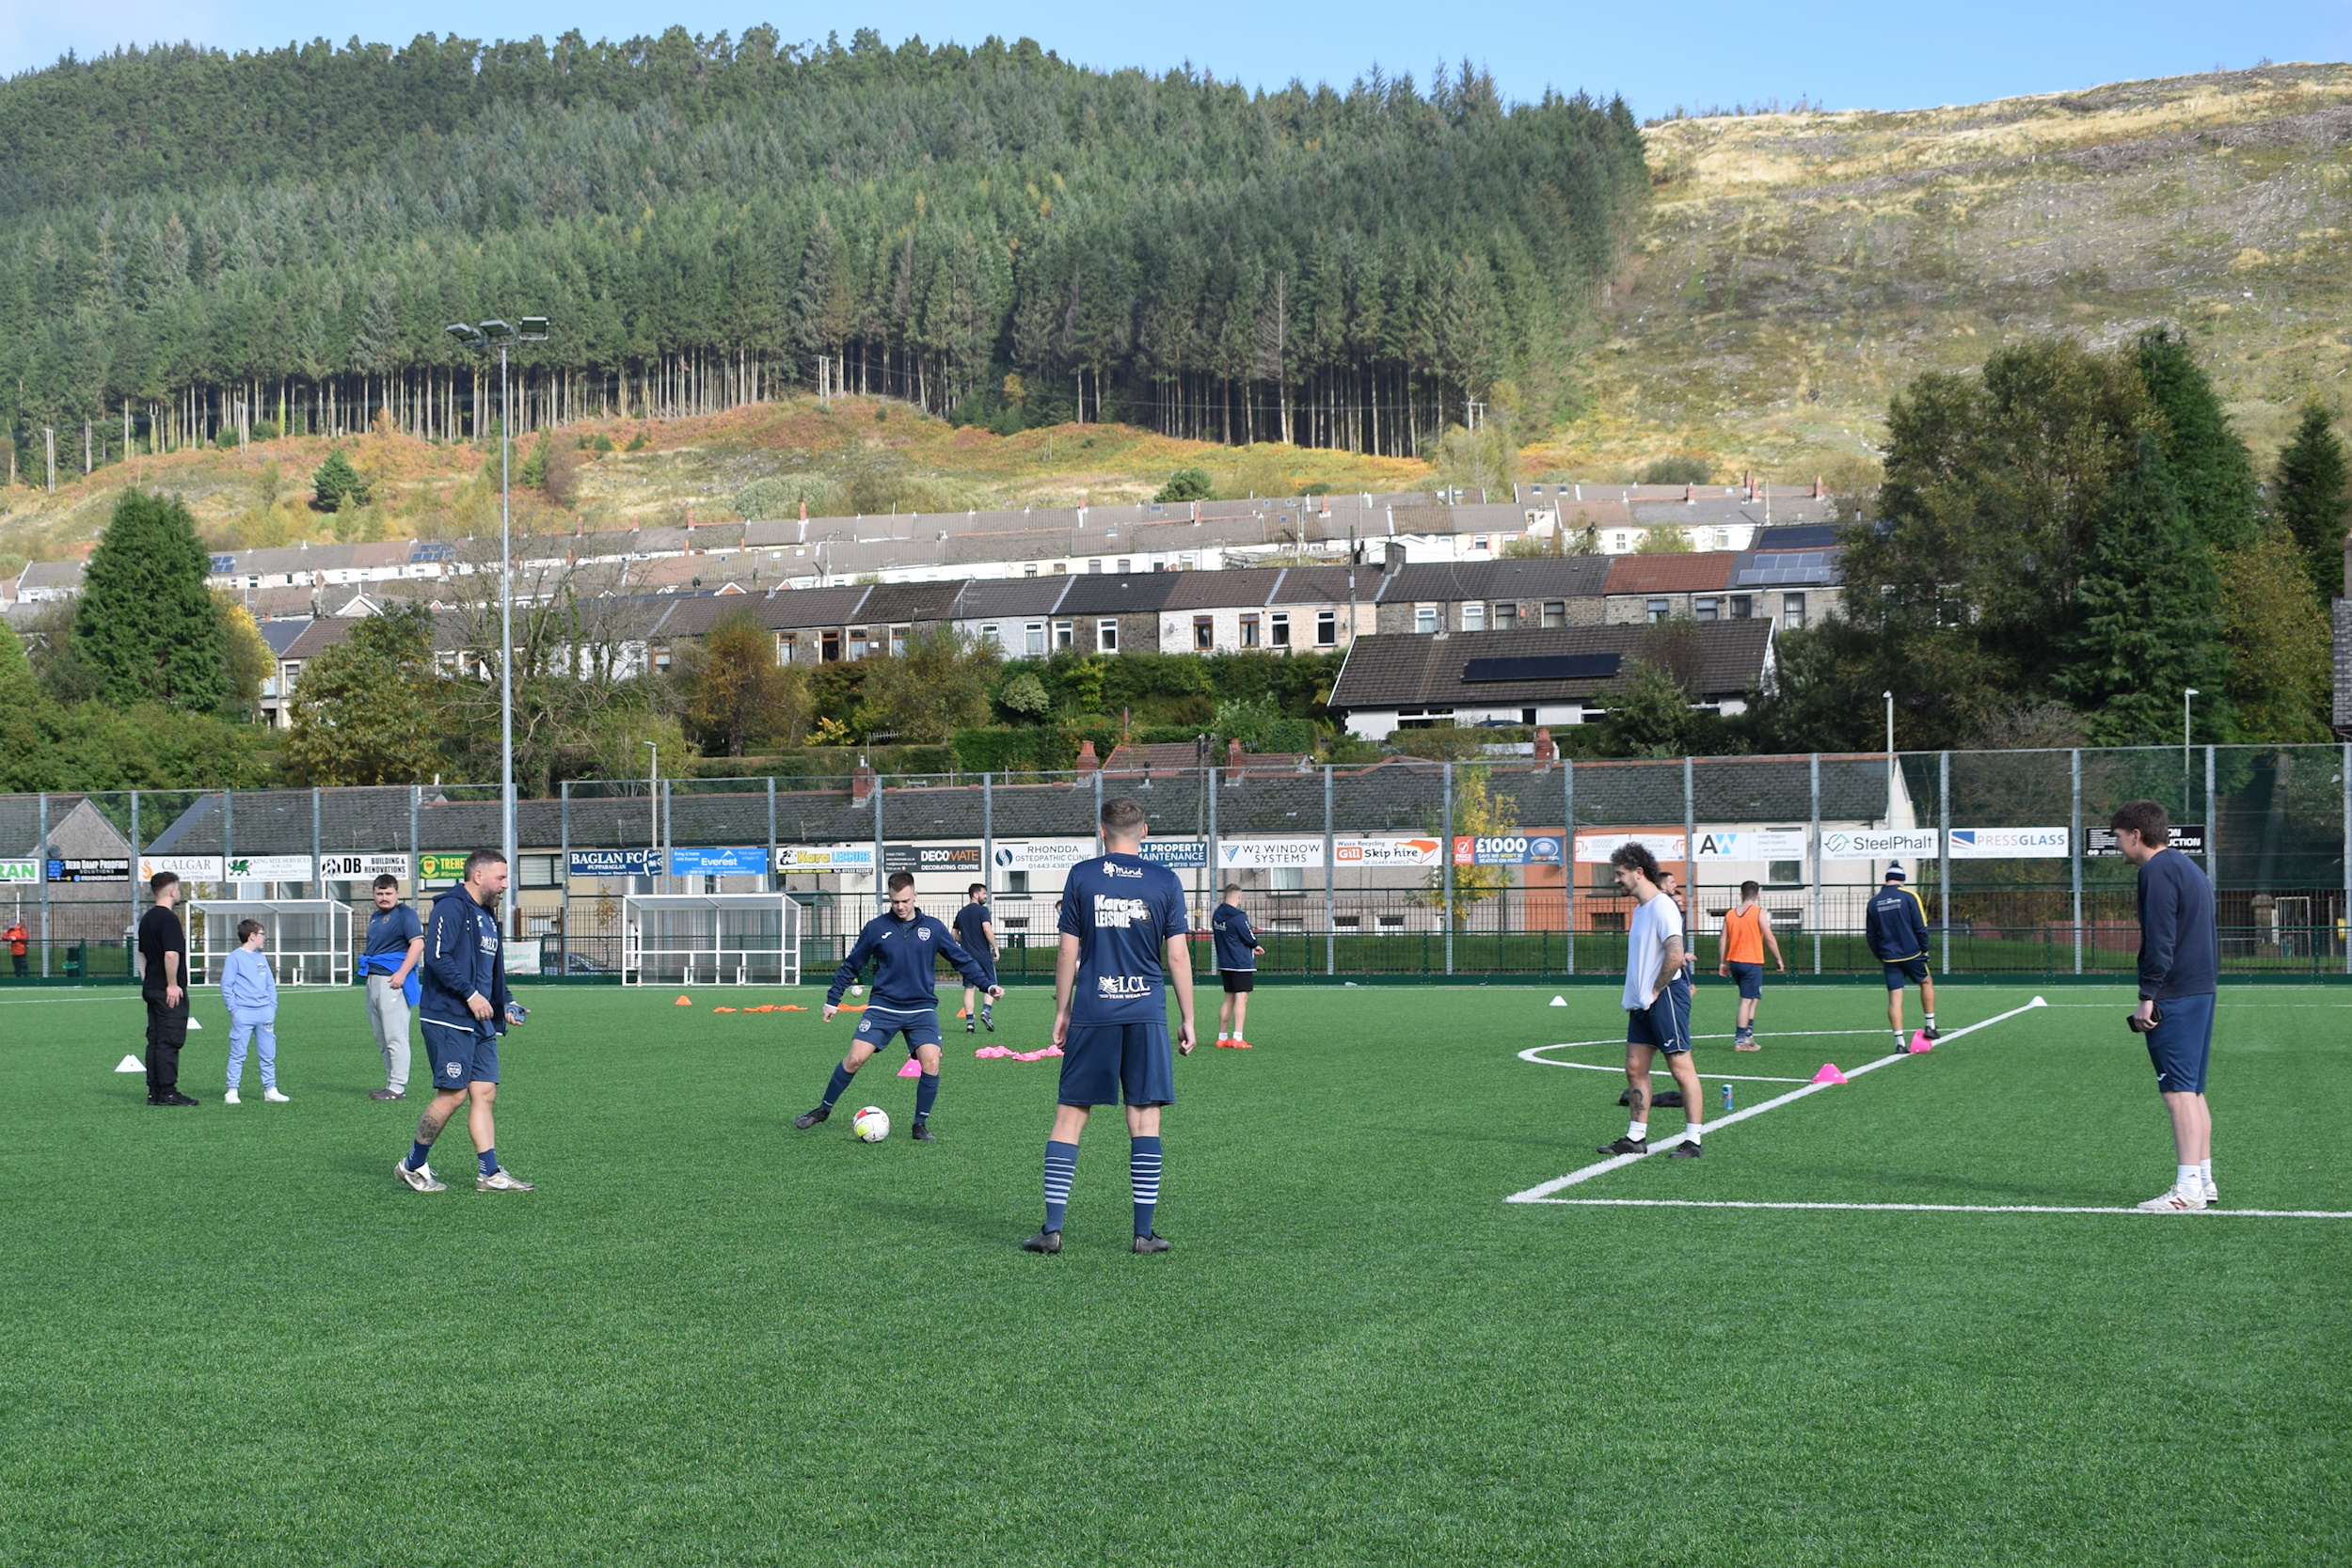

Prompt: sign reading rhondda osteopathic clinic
[
  {"left": 226, "top": 855, "right": 313, "bottom": 882},
  {"left": 775, "top": 846, "right": 877, "bottom": 872},
  {"left": 140, "top": 856, "right": 223, "bottom": 883},
  {"left": 567, "top": 848, "right": 660, "bottom": 879},
  {"left": 1819, "top": 830, "right": 1941, "bottom": 861},
  {"left": 1945, "top": 828, "right": 2070, "bottom": 859},
  {"left": 989, "top": 840, "right": 1096, "bottom": 874},
  {"left": 318, "top": 852, "right": 413, "bottom": 883},
  {"left": 1573, "top": 832, "right": 1687, "bottom": 864},
  {"left": 1216, "top": 838, "right": 1326, "bottom": 869},
  {"left": 1693, "top": 829, "right": 1808, "bottom": 862}
]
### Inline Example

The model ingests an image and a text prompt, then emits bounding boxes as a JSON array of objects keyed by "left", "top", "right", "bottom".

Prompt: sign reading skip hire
[{"left": 1945, "top": 828, "right": 2070, "bottom": 859}]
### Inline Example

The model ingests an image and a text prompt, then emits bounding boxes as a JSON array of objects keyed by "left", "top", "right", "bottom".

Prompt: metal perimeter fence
[{"left": 3, "top": 744, "right": 2347, "bottom": 985}]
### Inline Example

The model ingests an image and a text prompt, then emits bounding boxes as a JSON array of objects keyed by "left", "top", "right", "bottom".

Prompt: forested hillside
[{"left": 0, "top": 29, "right": 1648, "bottom": 482}]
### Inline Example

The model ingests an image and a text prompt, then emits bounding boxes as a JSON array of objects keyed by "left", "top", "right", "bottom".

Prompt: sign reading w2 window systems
[
  {"left": 1945, "top": 828, "right": 2069, "bottom": 859},
  {"left": 1820, "top": 830, "right": 1941, "bottom": 861},
  {"left": 1217, "top": 838, "right": 1325, "bottom": 869}
]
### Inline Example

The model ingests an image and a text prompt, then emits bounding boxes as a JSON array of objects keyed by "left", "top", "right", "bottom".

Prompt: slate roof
[
  {"left": 257, "top": 619, "right": 313, "bottom": 657},
  {"left": 950, "top": 578, "right": 1073, "bottom": 620},
  {"left": 1329, "top": 623, "right": 1774, "bottom": 710},
  {"left": 1373, "top": 558, "right": 1613, "bottom": 604},
  {"left": 1602, "top": 554, "right": 1738, "bottom": 594},
  {"left": 1053, "top": 574, "right": 1179, "bottom": 616}
]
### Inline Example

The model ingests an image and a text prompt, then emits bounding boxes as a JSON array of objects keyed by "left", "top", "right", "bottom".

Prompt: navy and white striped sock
[
  {"left": 1130, "top": 1135, "right": 1163, "bottom": 1237},
  {"left": 1042, "top": 1139, "right": 1079, "bottom": 1231},
  {"left": 820, "top": 1062, "right": 855, "bottom": 1109},
  {"left": 914, "top": 1071, "right": 939, "bottom": 1123}
]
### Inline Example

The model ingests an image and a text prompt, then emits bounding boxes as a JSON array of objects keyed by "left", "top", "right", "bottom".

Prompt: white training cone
[
  {"left": 115, "top": 1054, "right": 144, "bottom": 1073},
  {"left": 185, "top": 1018, "right": 202, "bottom": 1030},
  {"left": 1549, "top": 995, "right": 1568, "bottom": 1007}
]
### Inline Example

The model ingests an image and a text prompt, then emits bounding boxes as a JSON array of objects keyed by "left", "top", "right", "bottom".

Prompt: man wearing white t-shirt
[{"left": 1599, "top": 842, "right": 1707, "bottom": 1159}]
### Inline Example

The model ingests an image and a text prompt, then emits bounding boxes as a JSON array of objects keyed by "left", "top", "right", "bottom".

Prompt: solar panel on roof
[{"left": 1461, "top": 653, "right": 1621, "bottom": 683}]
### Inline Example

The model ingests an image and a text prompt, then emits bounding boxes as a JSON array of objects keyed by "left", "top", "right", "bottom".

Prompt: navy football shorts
[
  {"left": 1626, "top": 976, "right": 1693, "bottom": 1055},
  {"left": 1219, "top": 968, "right": 1256, "bottom": 994},
  {"left": 1725, "top": 960, "right": 1763, "bottom": 1001},
  {"left": 2144, "top": 991, "right": 2216, "bottom": 1095},
  {"left": 1882, "top": 957, "right": 1930, "bottom": 990},
  {"left": 421, "top": 1017, "right": 499, "bottom": 1090},
  {"left": 855, "top": 1004, "right": 942, "bottom": 1056},
  {"left": 1057, "top": 1021, "right": 1177, "bottom": 1107}
]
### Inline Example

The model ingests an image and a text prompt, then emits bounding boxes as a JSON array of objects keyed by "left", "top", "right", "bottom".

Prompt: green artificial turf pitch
[{"left": 0, "top": 980, "right": 2344, "bottom": 1566}]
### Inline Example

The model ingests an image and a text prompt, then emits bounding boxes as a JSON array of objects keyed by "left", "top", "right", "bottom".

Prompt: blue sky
[{"left": 5, "top": 1, "right": 2347, "bottom": 114}]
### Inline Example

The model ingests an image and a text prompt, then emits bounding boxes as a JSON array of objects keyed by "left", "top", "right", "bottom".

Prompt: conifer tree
[
  {"left": 72, "top": 490, "right": 228, "bottom": 714},
  {"left": 2273, "top": 403, "right": 2350, "bottom": 603},
  {"left": 310, "top": 448, "right": 369, "bottom": 510},
  {"left": 2135, "top": 328, "right": 2258, "bottom": 552}
]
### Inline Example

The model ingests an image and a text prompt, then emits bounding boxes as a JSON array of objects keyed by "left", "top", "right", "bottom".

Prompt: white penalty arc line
[
  {"left": 1504, "top": 996, "right": 2050, "bottom": 1203},
  {"left": 1511, "top": 1198, "right": 2352, "bottom": 1220},
  {"left": 1518, "top": 1027, "right": 1913, "bottom": 1085}
]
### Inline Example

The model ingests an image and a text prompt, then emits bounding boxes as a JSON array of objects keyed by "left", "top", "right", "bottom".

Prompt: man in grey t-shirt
[{"left": 360, "top": 875, "right": 424, "bottom": 1100}]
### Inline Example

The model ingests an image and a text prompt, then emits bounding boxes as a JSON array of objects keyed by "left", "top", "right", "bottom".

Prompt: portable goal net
[
  {"left": 621, "top": 894, "right": 801, "bottom": 987},
  {"left": 184, "top": 899, "right": 355, "bottom": 989}
]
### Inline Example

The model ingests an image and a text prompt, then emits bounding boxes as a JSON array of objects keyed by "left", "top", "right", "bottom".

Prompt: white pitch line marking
[
  {"left": 1505, "top": 996, "right": 2049, "bottom": 1203},
  {"left": 1510, "top": 1198, "right": 2352, "bottom": 1220}
]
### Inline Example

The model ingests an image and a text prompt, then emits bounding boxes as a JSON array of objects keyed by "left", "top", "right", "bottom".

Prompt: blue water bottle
[{"left": 1721, "top": 1083, "right": 1734, "bottom": 1114}]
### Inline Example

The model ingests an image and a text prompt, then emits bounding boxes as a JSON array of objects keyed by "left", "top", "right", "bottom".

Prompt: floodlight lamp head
[
  {"left": 517, "top": 315, "right": 550, "bottom": 341},
  {"left": 2185, "top": 688, "right": 2200, "bottom": 698},
  {"left": 479, "top": 319, "right": 516, "bottom": 343},
  {"left": 444, "top": 323, "right": 485, "bottom": 345}
]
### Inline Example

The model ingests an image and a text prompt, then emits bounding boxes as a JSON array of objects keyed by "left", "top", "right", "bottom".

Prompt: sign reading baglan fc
[
  {"left": 1945, "top": 828, "right": 2070, "bottom": 859},
  {"left": 319, "top": 852, "right": 411, "bottom": 883},
  {"left": 1819, "top": 830, "right": 1941, "bottom": 861},
  {"left": 568, "top": 848, "right": 660, "bottom": 879},
  {"left": 882, "top": 843, "right": 984, "bottom": 874},
  {"left": 2086, "top": 824, "right": 2206, "bottom": 858},
  {"left": 48, "top": 858, "right": 132, "bottom": 882}
]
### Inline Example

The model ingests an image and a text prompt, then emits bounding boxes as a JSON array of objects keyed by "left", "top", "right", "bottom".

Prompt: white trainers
[
  {"left": 2204, "top": 1180, "right": 2219, "bottom": 1207},
  {"left": 477, "top": 1166, "right": 535, "bottom": 1192},
  {"left": 2137, "top": 1184, "right": 2207, "bottom": 1212},
  {"left": 395, "top": 1158, "right": 445, "bottom": 1193},
  {"left": 223, "top": 1089, "right": 241, "bottom": 1104},
  {"left": 262, "top": 1088, "right": 291, "bottom": 1102}
]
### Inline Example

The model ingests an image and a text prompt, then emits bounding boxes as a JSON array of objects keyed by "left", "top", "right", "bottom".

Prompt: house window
[
  {"left": 1462, "top": 603, "right": 1486, "bottom": 632},
  {"left": 849, "top": 627, "right": 869, "bottom": 659},
  {"left": 1089, "top": 560, "right": 1103, "bottom": 573},
  {"left": 1415, "top": 605, "right": 1439, "bottom": 634},
  {"left": 653, "top": 648, "right": 673, "bottom": 672},
  {"left": 1520, "top": 707, "right": 1537, "bottom": 725},
  {"left": 1494, "top": 602, "right": 1518, "bottom": 630},
  {"left": 1612, "top": 531, "right": 1631, "bottom": 552},
  {"left": 1694, "top": 597, "right": 1718, "bottom": 623},
  {"left": 1730, "top": 594, "right": 1753, "bottom": 619},
  {"left": 1118, "top": 559, "right": 1131, "bottom": 573},
  {"left": 1055, "top": 620, "right": 1074, "bottom": 650},
  {"left": 518, "top": 854, "right": 562, "bottom": 889},
  {"left": 1769, "top": 860, "right": 1803, "bottom": 884},
  {"left": 1195, "top": 616, "right": 1216, "bottom": 650},
  {"left": 1782, "top": 593, "right": 1806, "bottom": 629},
  {"left": 1240, "top": 614, "right": 1260, "bottom": 648},
  {"left": 978, "top": 623, "right": 999, "bottom": 649},
  {"left": 776, "top": 632, "right": 798, "bottom": 663},
  {"left": 1394, "top": 705, "right": 1456, "bottom": 729},
  {"left": 1646, "top": 598, "right": 1670, "bottom": 624},
  {"left": 1053, "top": 562, "right": 1067, "bottom": 574},
  {"left": 1024, "top": 622, "right": 1046, "bottom": 657},
  {"left": 1006, "top": 870, "right": 1029, "bottom": 895},
  {"left": 1316, "top": 610, "right": 1337, "bottom": 645},
  {"left": 1270, "top": 612, "right": 1291, "bottom": 647},
  {"left": 1024, "top": 563, "right": 1039, "bottom": 578},
  {"left": 1543, "top": 600, "right": 1565, "bottom": 627},
  {"left": 1097, "top": 619, "right": 1119, "bottom": 653},
  {"left": 889, "top": 626, "right": 910, "bottom": 657},
  {"left": 1473, "top": 536, "right": 1489, "bottom": 552}
]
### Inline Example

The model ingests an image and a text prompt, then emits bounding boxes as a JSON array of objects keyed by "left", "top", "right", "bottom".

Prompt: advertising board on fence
[
  {"left": 2086, "top": 824, "right": 2205, "bottom": 857},
  {"left": 141, "top": 856, "right": 222, "bottom": 883},
  {"left": 1573, "top": 832, "right": 1687, "bottom": 863},
  {"left": 1138, "top": 839, "right": 1207, "bottom": 868},
  {"left": 1216, "top": 838, "right": 1325, "bottom": 869},
  {"left": 882, "top": 843, "right": 984, "bottom": 874},
  {"left": 1693, "top": 829, "right": 1808, "bottom": 861},
  {"left": 1334, "top": 837, "right": 1442, "bottom": 867},
  {"left": 227, "top": 855, "right": 313, "bottom": 882},
  {"left": 1945, "top": 828, "right": 2069, "bottom": 859},
  {"left": 777, "top": 846, "right": 877, "bottom": 872},
  {"left": 669, "top": 847, "right": 768, "bottom": 878},
  {"left": 990, "top": 840, "right": 1095, "bottom": 875},
  {"left": 49, "top": 858, "right": 131, "bottom": 882},
  {"left": 1453, "top": 834, "right": 1565, "bottom": 866},
  {"left": 319, "top": 852, "right": 413, "bottom": 883},
  {"left": 417, "top": 853, "right": 472, "bottom": 885},
  {"left": 0, "top": 859, "right": 37, "bottom": 883},
  {"left": 568, "top": 848, "right": 659, "bottom": 879},
  {"left": 1819, "top": 830, "right": 1940, "bottom": 861}
]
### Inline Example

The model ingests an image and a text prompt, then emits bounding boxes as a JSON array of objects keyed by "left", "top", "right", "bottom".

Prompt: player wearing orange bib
[{"left": 1717, "top": 879, "right": 1784, "bottom": 1051}]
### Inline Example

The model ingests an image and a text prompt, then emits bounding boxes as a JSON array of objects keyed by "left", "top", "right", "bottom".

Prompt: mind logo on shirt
[{"left": 1093, "top": 895, "right": 1150, "bottom": 928}]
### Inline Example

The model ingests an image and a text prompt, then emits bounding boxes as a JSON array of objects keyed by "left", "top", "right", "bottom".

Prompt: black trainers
[
  {"left": 910, "top": 1121, "right": 936, "bottom": 1143},
  {"left": 1597, "top": 1134, "right": 1648, "bottom": 1155},
  {"left": 1132, "top": 1233, "right": 1171, "bottom": 1254},
  {"left": 792, "top": 1104, "right": 831, "bottom": 1130},
  {"left": 158, "top": 1090, "right": 199, "bottom": 1107},
  {"left": 982, "top": 1011, "right": 994, "bottom": 1033},
  {"left": 1668, "top": 1139, "right": 1704, "bottom": 1158},
  {"left": 1923, "top": 1023, "right": 1942, "bottom": 1039},
  {"left": 965, "top": 1022, "right": 977, "bottom": 1034},
  {"left": 1020, "top": 1228, "right": 1062, "bottom": 1254}
]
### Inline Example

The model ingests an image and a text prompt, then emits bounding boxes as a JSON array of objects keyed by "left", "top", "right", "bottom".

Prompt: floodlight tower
[{"left": 445, "top": 314, "right": 551, "bottom": 929}]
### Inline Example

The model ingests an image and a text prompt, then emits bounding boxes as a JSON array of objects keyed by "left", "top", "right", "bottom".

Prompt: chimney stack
[
  {"left": 850, "top": 758, "right": 876, "bottom": 805},
  {"left": 1532, "top": 726, "right": 1557, "bottom": 766},
  {"left": 1225, "top": 736, "right": 1246, "bottom": 784},
  {"left": 1075, "top": 739, "right": 1101, "bottom": 775}
]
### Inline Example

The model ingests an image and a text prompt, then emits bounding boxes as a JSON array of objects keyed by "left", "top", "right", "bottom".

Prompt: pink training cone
[
  {"left": 1908, "top": 1030, "right": 1934, "bottom": 1053},
  {"left": 1811, "top": 1062, "right": 1849, "bottom": 1085},
  {"left": 897, "top": 1059, "right": 922, "bottom": 1078}
]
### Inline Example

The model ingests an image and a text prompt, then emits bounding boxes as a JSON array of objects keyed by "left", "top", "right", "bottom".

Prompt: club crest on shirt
[{"left": 917, "top": 927, "right": 931, "bottom": 941}]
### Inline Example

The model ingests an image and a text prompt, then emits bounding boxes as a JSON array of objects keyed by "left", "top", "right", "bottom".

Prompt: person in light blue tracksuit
[{"left": 220, "top": 920, "right": 285, "bottom": 1103}]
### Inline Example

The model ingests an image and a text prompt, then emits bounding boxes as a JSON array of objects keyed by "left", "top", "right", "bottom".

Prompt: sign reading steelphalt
[{"left": 1820, "top": 830, "right": 1941, "bottom": 861}]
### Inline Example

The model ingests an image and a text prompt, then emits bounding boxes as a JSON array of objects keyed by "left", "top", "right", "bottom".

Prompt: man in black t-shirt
[{"left": 137, "top": 872, "right": 198, "bottom": 1107}]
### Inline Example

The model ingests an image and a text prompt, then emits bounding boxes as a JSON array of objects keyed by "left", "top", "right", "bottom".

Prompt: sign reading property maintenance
[
  {"left": 1820, "top": 830, "right": 1940, "bottom": 861},
  {"left": 569, "top": 848, "right": 660, "bottom": 879},
  {"left": 669, "top": 847, "right": 768, "bottom": 878},
  {"left": 319, "top": 852, "right": 412, "bottom": 882},
  {"left": 2085, "top": 824, "right": 2205, "bottom": 857},
  {"left": 1137, "top": 839, "right": 1207, "bottom": 868},
  {"left": 1945, "top": 828, "right": 2069, "bottom": 859}
]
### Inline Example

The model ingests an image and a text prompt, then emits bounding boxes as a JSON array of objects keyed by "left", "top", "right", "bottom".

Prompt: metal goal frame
[
  {"left": 184, "top": 899, "right": 355, "bottom": 989},
  {"left": 621, "top": 894, "right": 801, "bottom": 987}
]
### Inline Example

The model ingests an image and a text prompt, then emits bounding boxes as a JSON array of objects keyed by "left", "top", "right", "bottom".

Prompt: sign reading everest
[
  {"left": 669, "top": 847, "right": 768, "bottom": 878},
  {"left": 1820, "top": 830, "right": 1941, "bottom": 861}
]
